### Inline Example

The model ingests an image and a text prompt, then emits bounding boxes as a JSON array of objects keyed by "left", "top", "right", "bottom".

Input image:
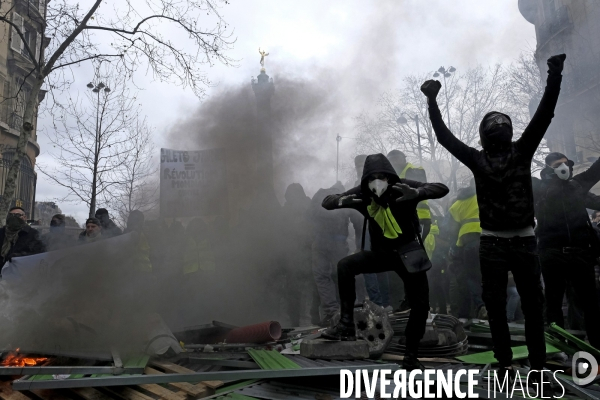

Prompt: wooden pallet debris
[
  {"left": 144, "top": 367, "right": 208, "bottom": 397},
  {"left": 151, "top": 360, "right": 224, "bottom": 390}
]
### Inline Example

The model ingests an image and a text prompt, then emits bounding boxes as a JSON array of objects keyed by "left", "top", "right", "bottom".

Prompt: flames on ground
[{"left": 1, "top": 349, "right": 48, "bottom": 367}]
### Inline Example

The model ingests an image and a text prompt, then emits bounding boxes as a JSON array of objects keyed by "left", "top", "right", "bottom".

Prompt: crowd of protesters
[{"left": 2, "top": 51, "right": 600, "bottom": 382}]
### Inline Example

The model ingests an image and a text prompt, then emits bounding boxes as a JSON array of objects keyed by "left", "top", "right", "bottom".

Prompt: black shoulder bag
[{"left": 361, "top": 216, "right": 432, "bottom": 273}]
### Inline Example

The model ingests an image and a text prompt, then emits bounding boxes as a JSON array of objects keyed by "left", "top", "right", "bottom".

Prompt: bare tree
[
  {"left": 109, "top": 116, "right": 158, "bottom": 226},
  {"left": 355, "top": 65, "right": 508, "bottom": 192},
  {"left": 40, "top": 70, "right": 141, "bottom": 217},
  {"left": 504, "top": 51, "right": 547, "bottom": 171},
  {"left": 355, "top": 55, "right": 550, "bottom": 194},
  {"left": 0, "top": 0, "right": 235, "bottom": 222}
]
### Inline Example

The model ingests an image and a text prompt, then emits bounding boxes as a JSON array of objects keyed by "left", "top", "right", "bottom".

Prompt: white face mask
[
  {"left": 368, "top": 179, "right": 388, "bottom": 197},
  {"left": 553, "top": 162, "right": 571, "bottom": 180}
]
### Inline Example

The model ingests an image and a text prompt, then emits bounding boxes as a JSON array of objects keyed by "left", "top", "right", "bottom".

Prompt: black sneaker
[
  {"left": 321, "top": 322, "right": 356, "bottom": 341},
  {"left": 398, "top": 299, "right": 411, "bottom": 312},
  {"left": 319, "top": 312, "right": 340, "bottom": 328},
  {"left": 402, "top": 354, "right": 424, "bottom": 371}
]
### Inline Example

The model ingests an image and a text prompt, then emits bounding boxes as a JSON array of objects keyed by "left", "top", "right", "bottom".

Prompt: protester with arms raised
[{"left": 421, "top": 53, "right": 566, "bottom": 383}]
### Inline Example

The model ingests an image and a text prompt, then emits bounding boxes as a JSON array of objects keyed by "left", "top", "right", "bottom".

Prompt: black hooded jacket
[
  {"left": 0, "top": 225, "right": 45, "bottom": 266},
  {"left": 428, "top": 73, "right": 562, "bottom": 231},
  {"left": 533, "top": 158, "right": 600, "bottom": 248},
  {"left": 321, "top": 154, "right": 449, "bottom": 251}
]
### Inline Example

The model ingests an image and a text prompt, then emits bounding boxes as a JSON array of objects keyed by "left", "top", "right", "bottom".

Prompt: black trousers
[
  {"left": 337, "top": 250, "right": 429, "bottom": 353},
  {"left": 540, "top": 247, "right": 600, "bottom": 349},
  {"left": 457, "top": 241, "right": 484, "bottom": 318},
  {"left": 479, "top": 236, "right": 546, "bottom": 369}
]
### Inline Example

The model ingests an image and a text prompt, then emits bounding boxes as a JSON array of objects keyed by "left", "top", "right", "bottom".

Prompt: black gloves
[
  {"left": 420, "top": 80, "right": 442, "bottom": 102},
  {"left": 338, "top": 194, "right": 363, "bottom": 207},
  {"left": 547, "top": 54, "right": 566, "bottom": 76},
  {"left": 392, "top": 183, "right": 421, "bottom": 202}
]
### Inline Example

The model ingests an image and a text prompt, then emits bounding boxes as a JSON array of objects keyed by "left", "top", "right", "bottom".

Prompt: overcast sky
[{"left": 35, "top": 0, "right": 536, "bottom": 224}]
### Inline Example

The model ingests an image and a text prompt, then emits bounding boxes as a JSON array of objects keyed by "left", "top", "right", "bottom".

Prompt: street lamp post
[
  {"left": 397, "top": 114, "right": 423, "bottom": 165},
  {"left": 335, "top": 134, "right": 357, "bottom": 183},
  {"left": 336, "top": 134, "right": 342, "bottom": 182},
  {"left": 433, "top": 66, "right": 457, "bottom": 191},
  {"left": 85, "top": 81, "right": 111, "bottom": 218}
]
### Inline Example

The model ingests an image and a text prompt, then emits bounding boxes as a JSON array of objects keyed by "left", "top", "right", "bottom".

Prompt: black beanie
[{"left": 545, "top": 152, "right": 568, "bottom": 166}]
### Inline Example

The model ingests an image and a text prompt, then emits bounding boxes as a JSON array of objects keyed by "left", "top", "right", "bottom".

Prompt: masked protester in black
[
  {"left": 42, "top": 214, "right": 72, "bottom": 251},
  {"left": 421, "top": 54, "right": 565, "bottom": 379},
  {"left": 0, "top": 207, "right": 45, "bottom": 269},
  {"left": 533, "top": 152, "right": 600, "bottom": 348},
  {"left": 320, "top": 154, "right": 449, "bottom": 370},
  {"left": 95, "top": 208, "right": 122, "bottom": 238}
]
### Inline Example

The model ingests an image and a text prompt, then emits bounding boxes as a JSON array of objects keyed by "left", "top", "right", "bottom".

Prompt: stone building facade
[
  {"left": 519, "top": 0, "right": 600, "bottom": 166},
  {"left": 0, "top": 0, "right": 46, "bottom": 217}
]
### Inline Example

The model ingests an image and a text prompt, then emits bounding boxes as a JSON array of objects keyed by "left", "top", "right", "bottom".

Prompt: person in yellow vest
[
  {"left": 387, "top": 150, "right": 432, "bottom": 239},
  {"left": 447, "top": 179, "right": 486, "bottom": 320},
  {"left": 124, "top": 210, "right": 153, "bottom": 273},
  {"left": 424, "top": 219, "right": 449, "bottom": 314},
  {"left": 183, "top": 217, "right": 216, "bottom": 275}
]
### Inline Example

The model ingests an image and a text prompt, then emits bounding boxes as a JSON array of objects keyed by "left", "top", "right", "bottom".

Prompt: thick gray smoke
[
  {"left": 158, "top": 3, "right": 408, "bottom": 327},
  {"left": 0, "top": 233, "right": 175, "bottom": 356}
]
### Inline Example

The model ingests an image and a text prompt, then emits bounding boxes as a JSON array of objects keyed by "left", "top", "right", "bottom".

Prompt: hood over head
[
  {"left": 479, "top": 111, "right": 513, "bottom": 150},
  {"left": 284, "top": 183, "right": 308, "bottom": 204},
  {"left": 360, "top": 154, "right": 400, "bottom": 198},
  {"left": 126, "top": 210, "right": 145, "bottom": 231}
]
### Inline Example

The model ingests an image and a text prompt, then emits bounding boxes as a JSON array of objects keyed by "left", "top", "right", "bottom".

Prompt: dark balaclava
[
  {"left": 50, "top": 214, "right": 66, "bottom": 232},
  {"left": 479, "top": 111, "right": 513, "bottom": 150},
  {"left": 127, "top": 210, "right": 145, "bottom": 232},
  {"left": 544, "top": 152, "right": 574, "bottom": 181},
  {"left": 5, "top": 213, "right": 26, "bottom": 232}
]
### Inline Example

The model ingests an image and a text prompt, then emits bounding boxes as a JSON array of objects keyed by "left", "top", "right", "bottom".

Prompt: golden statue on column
[{"left": 259, "top": 47, "right": 269, "bottom": 71}]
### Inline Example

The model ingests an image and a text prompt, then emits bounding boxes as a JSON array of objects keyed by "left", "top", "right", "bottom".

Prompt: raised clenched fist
[
  {"left": 547, "top": 54, "right": 566, "bottom": 75},
  {"left": 420, "top": 80, "right": 442, "bottom": 99}
]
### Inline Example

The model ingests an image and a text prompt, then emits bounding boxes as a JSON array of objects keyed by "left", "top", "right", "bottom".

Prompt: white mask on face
[
  {"left": 368, "top": 179, "right": 388, "bottom": 197},
  {"left": 553, "top": 162, "right": 571, "bottom": 180}
]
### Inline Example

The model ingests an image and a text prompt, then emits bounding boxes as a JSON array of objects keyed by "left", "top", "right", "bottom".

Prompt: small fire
[{"left": 1, "top": 348, "right": 48, "bottom": 367}]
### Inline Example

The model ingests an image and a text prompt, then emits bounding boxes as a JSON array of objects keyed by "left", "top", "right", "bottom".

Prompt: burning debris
[{"left": 0, "top": 349, "right": 47, "bottom": 367}]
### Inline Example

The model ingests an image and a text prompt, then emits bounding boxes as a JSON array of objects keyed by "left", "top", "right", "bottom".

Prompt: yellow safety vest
[
  {"left": 424, "top": 222, "right": 439, "bottom": 259},
  {"left": 399, "top": 163, "right": 432, "bottom": 221},
  {"left": 448, "top": 194, "right": 481, "bottom": 247},
  {"left": 183, "top": 237, "right": 217, "bottom": 274},
  {"left": 133, "top": 232, "right": 153, "bottom": 272}
]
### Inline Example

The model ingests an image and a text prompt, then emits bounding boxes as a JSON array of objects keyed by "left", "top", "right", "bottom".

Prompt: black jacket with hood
[
  {"left": 321, "top": 154, "right": 449, "bottom": 252},
  {"left": 0, "top": 224, "right": 45, "bottom": 266},
  {"left": 427, "top": 72, "right": 562, "bottom": 231},
  {"left": 533, "top": 158, "right": 600, "bottom": 248}
]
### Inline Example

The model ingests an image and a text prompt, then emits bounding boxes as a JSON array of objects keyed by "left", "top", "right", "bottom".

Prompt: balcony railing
[{"left": 8, "top": 113, "right": 23, "bottom": 131}]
